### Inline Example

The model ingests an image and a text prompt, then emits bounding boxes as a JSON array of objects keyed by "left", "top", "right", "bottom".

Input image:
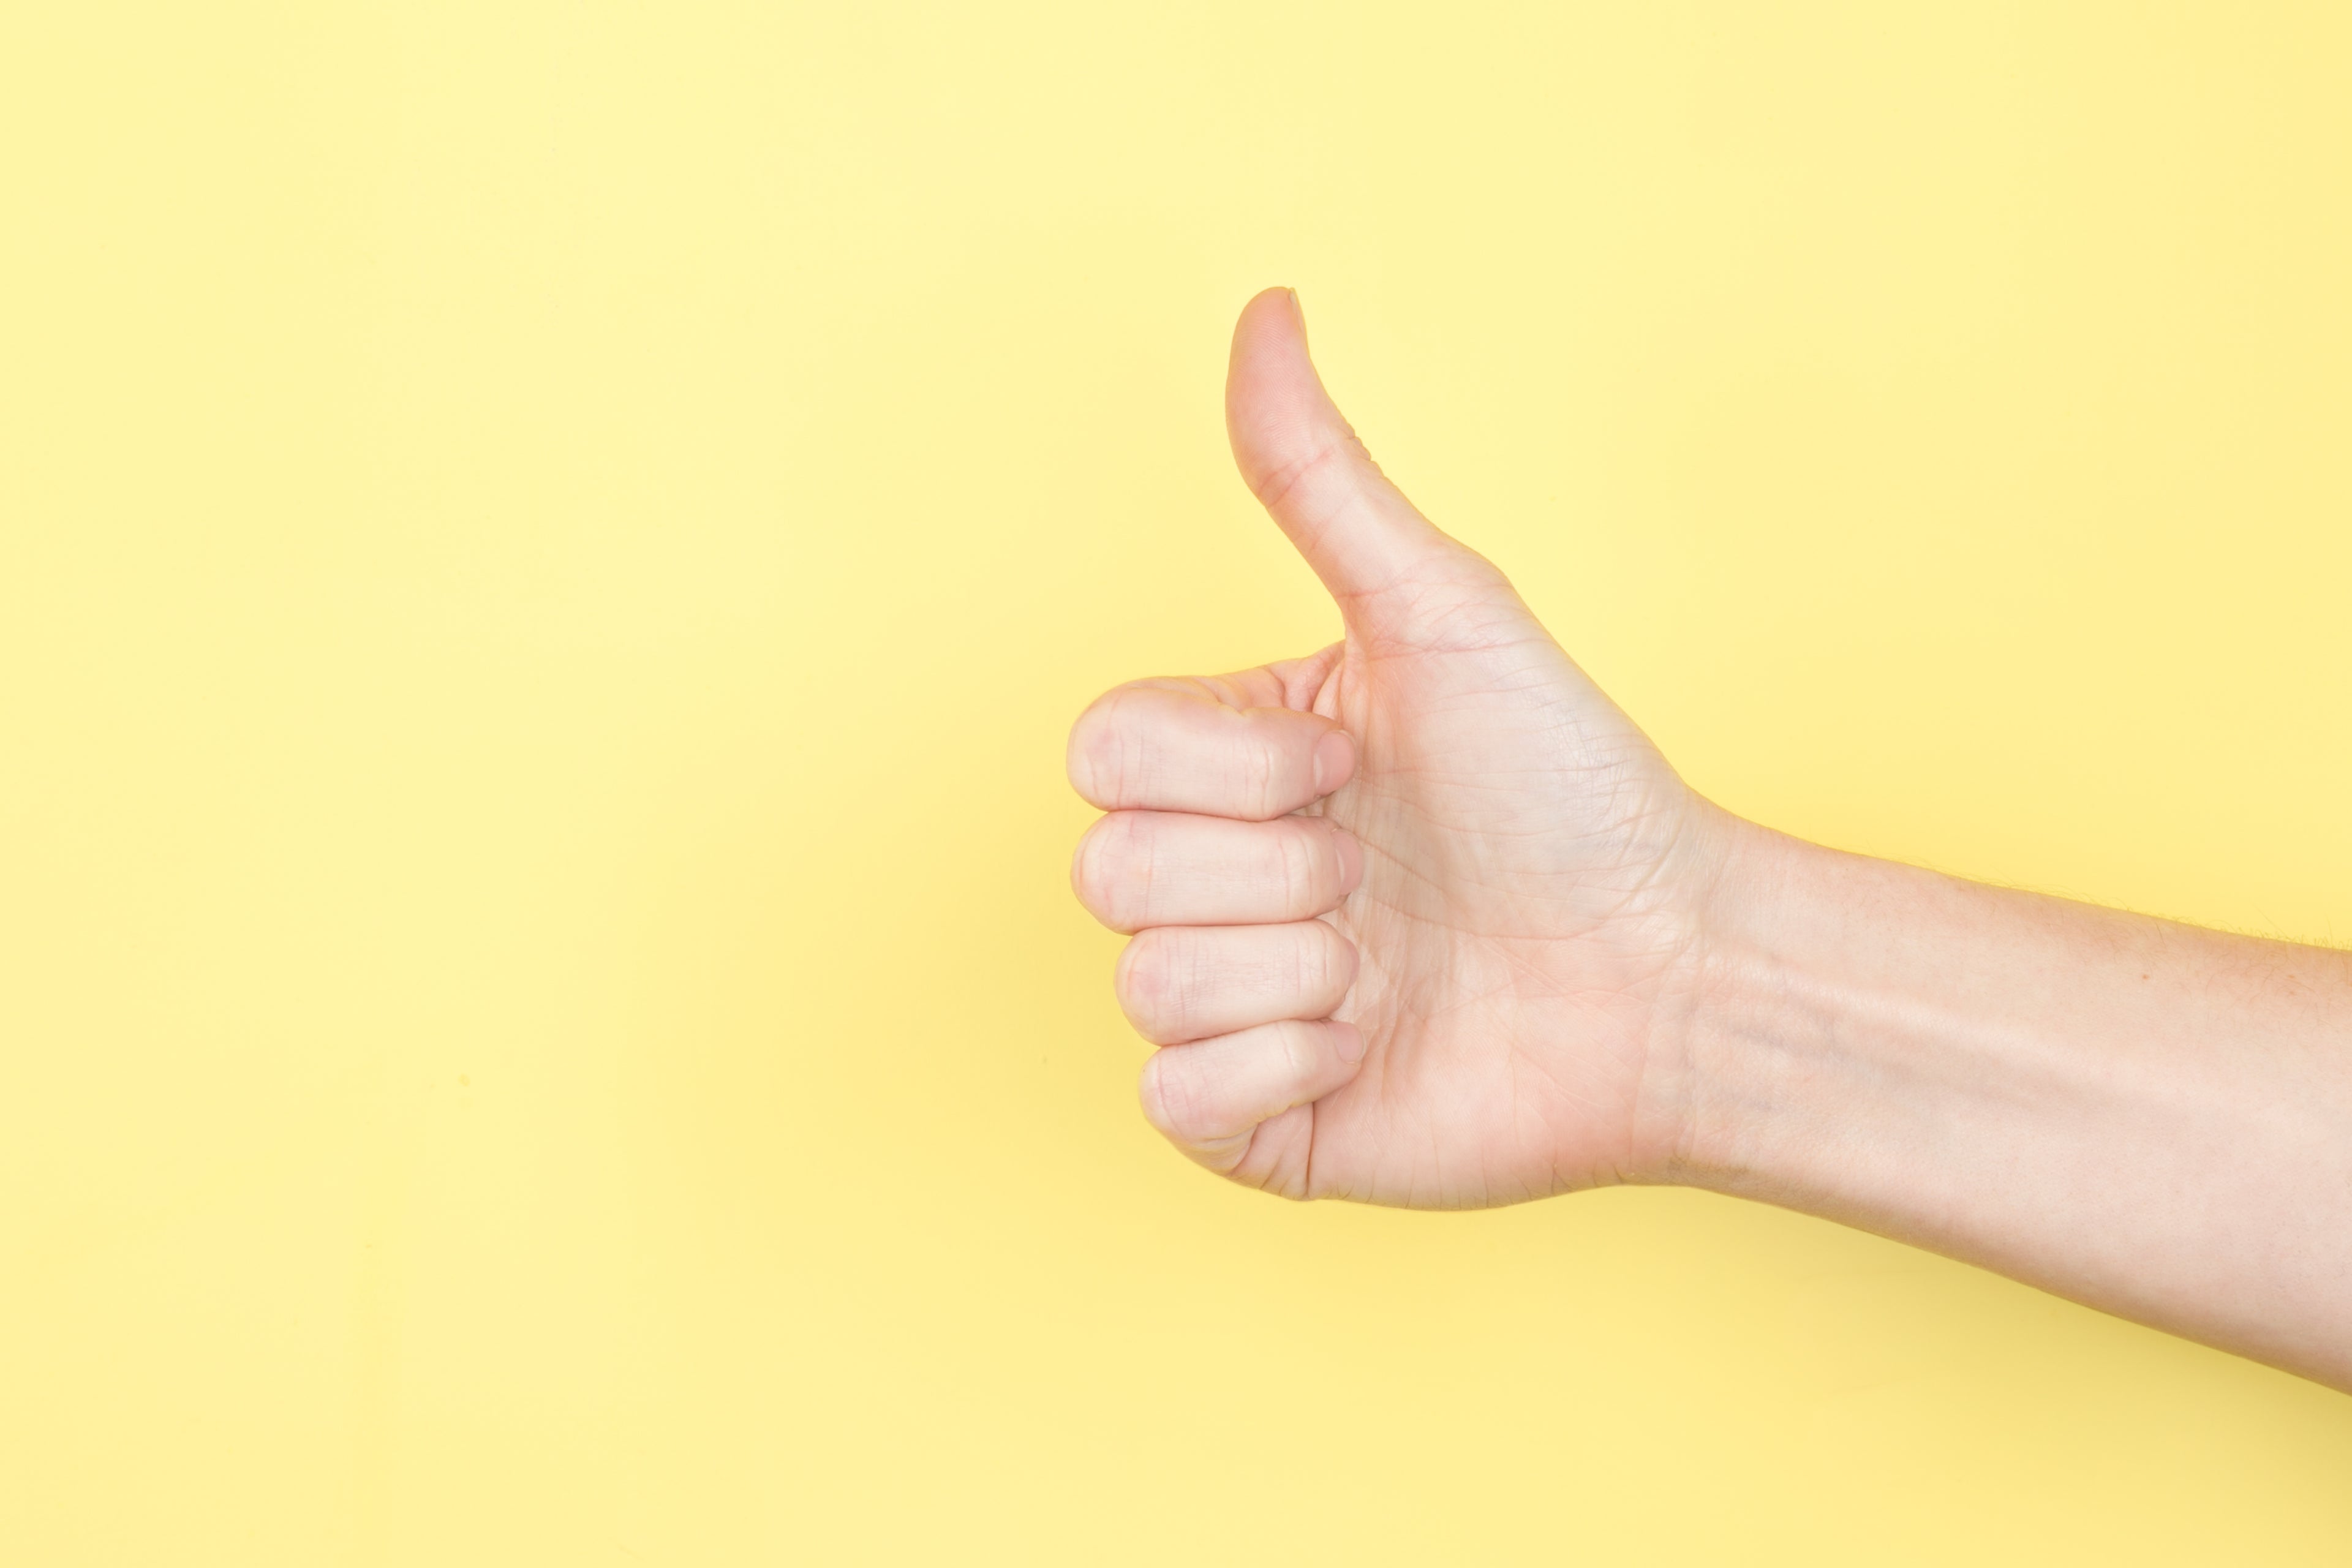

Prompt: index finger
[{"left": 1067, "top": 680, "right": 1355, "bottom": 821}]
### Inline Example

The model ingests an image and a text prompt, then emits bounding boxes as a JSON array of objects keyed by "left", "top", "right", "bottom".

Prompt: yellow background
[{"left": 5, "top": 2, "right": 2350, "bottom": 1561}]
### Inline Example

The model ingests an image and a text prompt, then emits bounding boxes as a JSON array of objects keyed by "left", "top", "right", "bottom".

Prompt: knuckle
[
  {"left": 1301, "top": 925, "right": 1335, "bottom": 993},
  {"left": 1276, "top": 823, "right": 1319, "bottom": 914},
  {"left": 1140, "top": 1053, "right": 1205, "bottom": 1144},
  {"left": 1281, "top": 1020, "right": 1321, "bottom": 1084},
  {"left": 1073, "top": 812, "right": 1151, "bottom": 929},
  {"left": 1069, "top": 821, "right": 1108, "bottom": 907},
  {"left": 1299, "top": 923, "right": 1355, "bottom": 1003},
  {"left": 1240, "top": 731, "right": 1280, "bottom": 820},
  {"left": 1065, "top": 700, "right": 1112, "bottom": 802},
  {"left": 1289, "top": 1020, "right": 1326, "bottom": 1081},
  {"left": 1114, "top": 932, "right": 1184, "bottom": 1040},
  {"left": 1068, "top": 688, "right": 1140, "bottom": 806}
]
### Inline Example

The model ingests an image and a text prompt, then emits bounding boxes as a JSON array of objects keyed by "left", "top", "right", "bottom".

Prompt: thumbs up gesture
[{"left": 1069, "top": 290, "right": 1741, "bottom": 1203}]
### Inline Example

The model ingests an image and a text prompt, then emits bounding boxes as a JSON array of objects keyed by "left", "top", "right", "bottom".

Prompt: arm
[
  {"left": 1067, "top": 288, "right": 2352, "bottom": 1392},
  {"left": 1678, "top": 830, "right": 2352, "bottom": 1389}
]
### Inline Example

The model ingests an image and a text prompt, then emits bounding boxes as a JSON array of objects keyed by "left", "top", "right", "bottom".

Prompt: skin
[{"left": 1068, "top": 288, "right": 2352, "bottom": 1392}]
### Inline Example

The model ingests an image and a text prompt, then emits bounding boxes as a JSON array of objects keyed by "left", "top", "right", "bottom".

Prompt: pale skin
[{"left": 1068, "top": 288, "right": 2352, "bottom": 1392}]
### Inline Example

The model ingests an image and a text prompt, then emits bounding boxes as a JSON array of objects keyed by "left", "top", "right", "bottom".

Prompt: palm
[
  {"left": 1072, "top": 291, "right": 1725, "bottom": 1204},
  {"left": 1264, "top": 585, "right": 1713, "bottom": 1200}
]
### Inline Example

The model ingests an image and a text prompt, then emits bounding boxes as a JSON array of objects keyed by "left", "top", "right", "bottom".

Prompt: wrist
[
  {"left": 1644, "top": 816, "right": 1856, "bottom": 1196},
  {"left": 1611, "top": 803, "right": 1793, "bottom": 1188}
]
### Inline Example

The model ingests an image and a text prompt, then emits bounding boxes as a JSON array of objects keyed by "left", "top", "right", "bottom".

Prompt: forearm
[{"left": 1673, "top": 826, "right": 2352, "bottom": 1389}]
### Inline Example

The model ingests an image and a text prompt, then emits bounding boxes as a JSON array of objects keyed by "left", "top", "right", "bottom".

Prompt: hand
[
  {"left": 1067, "top": 292, "right": 2352, "bottom": 1387},
  {"left": 1068, "top": 289, "right": 1742, "bottom": 1204}
]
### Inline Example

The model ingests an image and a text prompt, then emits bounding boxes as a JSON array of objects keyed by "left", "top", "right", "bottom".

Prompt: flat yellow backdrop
[{"left": 6, "top": 2, "right": 2350, "bottom": 1562}]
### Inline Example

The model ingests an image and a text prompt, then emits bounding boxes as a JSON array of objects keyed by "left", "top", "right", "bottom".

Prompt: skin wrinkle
[
  {"left": 1280, "top": 1023, "right": 1313, "bottom": 1105},
  {"left": 1347, "top": 839, "right": 1654, "bottom": 952},
  {"left": 1298, "top": 1095, "right": 1321, "bottom": 1199},
  {"left": 1270, "top": 820, "right": 1310, "bottom": 919},
  {"left": 1255, "top": 494, "right": 1433, "bottom": 622},
  {"left": 1242, "top": 719, "right": 1280, "bottom": 821},
  {"left": 1298, "top": 922, "right": 1350, "bottom": 1014},
  {"left": 1147, "top": 933, "right": 1189, "bottom": 1043},
  {"left": 1090, "top": 684, "right": 1159, "bottom": 808},
  {"left": 1242, "top": 420, "right": 1364, "bottom": 521},
  {"left": 1112, "top": 937, "right": 1152, "bottom": 1036},
  {"left": 1126, "top": 812, "right": 1158, "bottom": 934}
]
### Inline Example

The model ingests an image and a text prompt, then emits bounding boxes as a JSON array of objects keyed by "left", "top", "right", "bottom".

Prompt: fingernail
[
  {"left": 1310, "top": 729, "right": 1355, "bottom": 795},
  {"left": 1330, "top": 1020, "right": 1367, "bottom": 1065},
  {"left": 1287, "top": 287, "right": 1308, "bottom": 347},
  {"left": 1332, "top": 826, "right": 1363, "bottom": 894}
]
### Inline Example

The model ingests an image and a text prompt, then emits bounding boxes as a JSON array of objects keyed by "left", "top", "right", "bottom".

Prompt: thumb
[{"left": 1224, "top": 288, "right": 1466, "bottom": 612}]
